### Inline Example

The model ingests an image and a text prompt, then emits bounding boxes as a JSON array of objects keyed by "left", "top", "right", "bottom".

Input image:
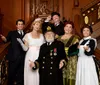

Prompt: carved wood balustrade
[{"left": 0, "top": 43, "right": 9, "bottom": 85}]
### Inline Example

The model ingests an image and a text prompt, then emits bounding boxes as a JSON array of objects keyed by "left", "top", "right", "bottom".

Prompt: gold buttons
[
  {"left": 42, "top": 66, "right": 44, "bottom": 69},
  {"left": 43, "top": 57, "right": 45, "bottom": 59},
  {"left": 51, "top": 62, "right": 53, "bottom": 64},
  {"left": 43, "top": 62, "right": 45, "bottom": 64},
  {"left": 50, "top": 67, "right": 52, "bottom": 69},
  {"left": 51, "top": 57, "right": 53, "bottom": 59},
  {"left": 50, "top": 72, "right": 52, "bottom": 75}
]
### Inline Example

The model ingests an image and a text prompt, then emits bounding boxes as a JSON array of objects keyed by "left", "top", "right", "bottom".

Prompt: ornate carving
[
  {"left": 82, "top": 1, "right": 100, "bottom": 26},
  {"left": 98, "top": 6, "right": 100, "bottom": 19},
  {"left": 36, "top": 1, "right": 50, "bottom": 15},
  {"left": 0, "top": 56, "right": 8, "bottom": 85},
  {"left": 30, "top": 0, "right": 36, "bottom": 17},
  {"left": 30, "top": 0, "right": 59, "bottom": 18}
]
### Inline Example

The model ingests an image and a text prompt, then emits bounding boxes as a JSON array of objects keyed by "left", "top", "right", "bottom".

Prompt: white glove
[
  {"left": 17, "top": 38, "right": 23, "bottom": 44},
  {"left": 17, "top": 38, "right": 28, "bottom": 51}
]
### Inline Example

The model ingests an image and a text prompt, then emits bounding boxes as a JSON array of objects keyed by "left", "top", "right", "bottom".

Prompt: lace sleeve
[{"left": 23, "top": 33, "right": 29, "bottom": 42}]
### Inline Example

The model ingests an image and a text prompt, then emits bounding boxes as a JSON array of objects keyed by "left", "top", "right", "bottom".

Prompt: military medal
[
  {"left": 50, "top": 50, "right": 53, "bottom": 56},
  {"left": 54, "top": 52, "right": 57, "bottom": 56},
  {"left": 54, "top": 48, "right": 57, "bottom": 56}
]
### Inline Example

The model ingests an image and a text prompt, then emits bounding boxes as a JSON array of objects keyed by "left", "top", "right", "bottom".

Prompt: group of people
[{"left": 0, "top": 12, "right": 99, "bottom": 85}]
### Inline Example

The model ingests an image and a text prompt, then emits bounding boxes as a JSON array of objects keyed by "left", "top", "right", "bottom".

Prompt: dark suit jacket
[
  {"left": 52, "top": 21, "right": 64, "bottom": 36},
  {"left": 42, "top": 21, "right": 64, "bottom": 36},
  {"left": 6, "top": 30, "right": 25, "bottom": 61}
]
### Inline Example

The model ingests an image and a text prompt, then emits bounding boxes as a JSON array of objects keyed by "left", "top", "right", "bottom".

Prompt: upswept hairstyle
[
  {"left": 81, "top": 25, "right": 93, "bottom": 34},
  {"left": 64, "top": 21, "right": 74, "bottom": 29}
]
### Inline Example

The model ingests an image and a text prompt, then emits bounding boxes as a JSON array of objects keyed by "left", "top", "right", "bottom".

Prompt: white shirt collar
[
  {"left": 54, "top": 21, "right": 60, "bottom": 26},
  {"left": 17, "top": 29, "right": 24, "bottom": 35},
  {"left": 83, "top": 36, "right": 91, "bottom": 40}
]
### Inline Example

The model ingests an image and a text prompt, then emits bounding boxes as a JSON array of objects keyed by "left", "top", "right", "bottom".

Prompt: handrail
[
  {"left": 0, "top": 43, "right": 9, "bottom": 60},
  {"left": 81, "top": 1, "right": 100, "bottom": 26},
  {"left": 24, "top": 18, "right": 34, "bottom": 33},
  {"left": 81, "top": 0, "right": 100, "bottom": 12},
  {"left": 95, "top": 48, "right": 100, "bottom": 59},
  {"left": 24, "top": 15, "right": 38, "bottom": 33}
]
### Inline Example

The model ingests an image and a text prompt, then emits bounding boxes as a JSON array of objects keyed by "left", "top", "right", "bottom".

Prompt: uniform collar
[{"left": 47, "top": 42, "right": 53, "bottom": 45}]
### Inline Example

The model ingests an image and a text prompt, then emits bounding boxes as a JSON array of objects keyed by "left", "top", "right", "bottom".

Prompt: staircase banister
[
  {"left": 95, "top": 48, "right": 100, "bottom": 59},
  {"left": 0, "top": 43, "right": 9, "bottom": 60},
  {"left": 24, "top": 14, "right": 38, "bottom": 33},
  {"left": 81, "top": 0, "right": 100, "bottom": 12},
  {"left": 0, "top": 42, "right": 9, "bottom": 85}
]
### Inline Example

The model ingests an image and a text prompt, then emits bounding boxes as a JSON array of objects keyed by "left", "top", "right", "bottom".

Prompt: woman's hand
[
  {"left": 29, "top": 60, "right": 35, "bottom": 68},
  {"left": 83, "top": 46, "right": 89, "bottom": 51}
]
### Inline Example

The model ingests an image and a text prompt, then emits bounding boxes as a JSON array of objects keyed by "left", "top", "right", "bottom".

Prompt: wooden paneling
[
  {"left": 0, "top": 13, "right": 3, "bottom": 34},
  {"left": 0, "top": 0, "right": 30, "bottom": 35},
  {"left": 24, "top": 0, "right": 30, "bottom": 23}
]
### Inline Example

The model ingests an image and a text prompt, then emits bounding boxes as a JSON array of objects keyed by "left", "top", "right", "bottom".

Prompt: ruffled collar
[{"left": 83, "top": 36, "right": 91, "bottom": 40}]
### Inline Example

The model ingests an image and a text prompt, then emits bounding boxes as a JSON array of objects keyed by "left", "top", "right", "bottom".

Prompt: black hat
[
  {"left": 44, "top": 25, "right": 55, "bottom": 34},
  {"left": 51, "top": 12, "right": 60, "bottom": 17}
]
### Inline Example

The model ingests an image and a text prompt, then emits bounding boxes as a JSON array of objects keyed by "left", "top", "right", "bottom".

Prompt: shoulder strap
[{"left": 65, "top": 35, "right": 74, "bottom": 47}]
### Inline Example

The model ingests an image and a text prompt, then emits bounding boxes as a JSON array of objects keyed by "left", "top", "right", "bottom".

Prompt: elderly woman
[{"left": 57, "top": 21, "right": 79, "bottom": 85}]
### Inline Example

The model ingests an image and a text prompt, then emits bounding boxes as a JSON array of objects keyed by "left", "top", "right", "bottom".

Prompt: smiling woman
[
  {"left": 75, "top": 25, "right": 99, "bottom": 85},
  {"left": 57, "top": 20, "right": 80, "bottom": 85},
  {"left": 20, "top": 18, "right": 45, "bottom": 85}
]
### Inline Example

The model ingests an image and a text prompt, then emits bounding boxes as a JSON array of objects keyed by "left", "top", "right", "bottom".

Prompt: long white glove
[{"left": 17, "top": 38, "right": 28, "bottom": 51}]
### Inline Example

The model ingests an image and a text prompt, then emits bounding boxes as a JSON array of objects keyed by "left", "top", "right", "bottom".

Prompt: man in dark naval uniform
[{"left": 30, "top": 26, "right": 66, "bottom": 85}]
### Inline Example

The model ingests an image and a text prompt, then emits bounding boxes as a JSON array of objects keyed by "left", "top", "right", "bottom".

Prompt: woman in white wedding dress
[
  {"left": 23, "top": 19, "right": 44, "bottom": 85},
  {"left": 75, "top": 26, "right": 99, "bottom": 85}
]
